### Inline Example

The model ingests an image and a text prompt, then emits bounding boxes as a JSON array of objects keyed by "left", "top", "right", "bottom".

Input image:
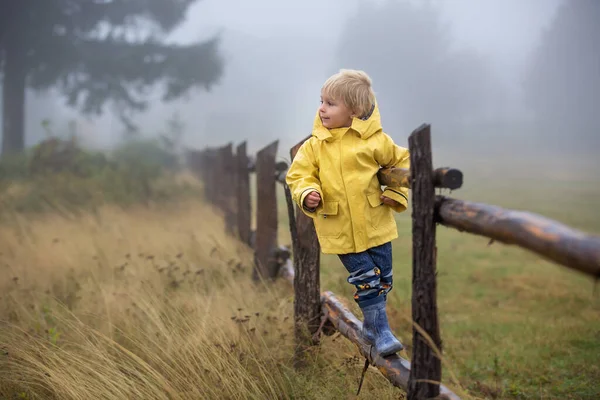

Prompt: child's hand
[
  {"left": 304, "top": 191, "right": 321, "bottom": 209},
  {"left": 380, "top": 195, "right": 400, "bottom": 207}
]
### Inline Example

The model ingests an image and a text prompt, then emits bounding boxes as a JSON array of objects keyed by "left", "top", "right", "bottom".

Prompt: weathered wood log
[
  {"left": 321, "top": 291, "right": 461, "bottom": 400},
  {"left": 436, "top": 196, "right": 600, "bottom": 278},
  {"left": 408, "top": 123, "right": 442, "bottom": 400},
  {"left": 289, "top": 135, "right": 322, "bottom": 366},
  {"left": 377, "top": 167, "right": 463, "bottom": 190},
  {"left": 236, "top": 141, "right": 252, "bottom": 247},
  {"left": 253, "top": 140, "right": 279, "bottom": 280}
]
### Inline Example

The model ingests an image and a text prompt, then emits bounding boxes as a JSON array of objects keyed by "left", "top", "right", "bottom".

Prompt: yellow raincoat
[{"left": 285, "top": 102, "right": 410, "bottom": 254}]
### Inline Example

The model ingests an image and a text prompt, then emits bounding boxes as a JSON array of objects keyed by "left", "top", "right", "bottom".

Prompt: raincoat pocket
[
  {"left": 367, "top": 192, "right": 393, "bottom": 230},
  {"left": 316, "top": 201, "right": 341, "bottom": 237}
]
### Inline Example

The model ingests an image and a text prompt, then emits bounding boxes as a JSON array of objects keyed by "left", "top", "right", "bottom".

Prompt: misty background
[{"left": 1, "top": 0, "right": 598, "bottom": 164}]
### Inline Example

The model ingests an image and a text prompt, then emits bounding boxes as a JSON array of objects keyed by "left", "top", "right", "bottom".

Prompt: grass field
[{"left": 1, "top": 156, "right": 599, "bottom": 399}]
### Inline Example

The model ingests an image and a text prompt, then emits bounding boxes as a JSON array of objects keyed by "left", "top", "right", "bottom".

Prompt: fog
[{"left": 2, "top": 0, "right": 598, "bottom": 163}]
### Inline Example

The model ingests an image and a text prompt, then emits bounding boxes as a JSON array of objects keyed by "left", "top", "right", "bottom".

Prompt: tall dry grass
[
  {"left": 6, "top": 155, "right": 597, "bottom": 399},
  {"left": 0, "top": 199, "right": 301, "bottom": 399},
  {"left": 0, "top": 197, "right": 414, "bottom": 400}
]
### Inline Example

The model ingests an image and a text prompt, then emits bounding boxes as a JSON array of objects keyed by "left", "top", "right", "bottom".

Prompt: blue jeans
[{"left": 338, "top": 242, "right": 393, "bottom": 308}]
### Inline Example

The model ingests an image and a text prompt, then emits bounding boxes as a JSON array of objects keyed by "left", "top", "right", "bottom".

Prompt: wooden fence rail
[
  {"left": 186, "top": 123, "right": 600, "bottom": 399},
  {"left": 377, "top": 166, "right": 463, "bottom": 190},
  {"left": 435, "top": 196, "right": 600, "bottom": 278}
]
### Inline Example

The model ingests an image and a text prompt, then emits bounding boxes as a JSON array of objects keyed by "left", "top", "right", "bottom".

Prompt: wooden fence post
[
  {"left": 407, "top": 124, "right": 442, "bottom": 399},
  {"left": 287, "top": 136, "right": 322, "bottom": 365},
  {"left": 435, "top": 197, "right": 600, "bottom": 278},
  {"left": 218, "top": 142, "right": 236, "bottom": 235},
  {"left": 236, "top": 141, "right": 252, "bottom": 247},
  {"left": 253, "top": 140, "right": 279, "bottom": 280}
]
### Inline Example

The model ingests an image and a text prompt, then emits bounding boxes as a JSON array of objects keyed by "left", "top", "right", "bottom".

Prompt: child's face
[{"left": 319, "top": 92, "right": 354, "bottom": 129}]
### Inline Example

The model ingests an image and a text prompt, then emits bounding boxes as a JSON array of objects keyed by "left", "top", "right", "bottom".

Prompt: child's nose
[{"left": 319, "top": 103, "right": 326, "bottom": 113}]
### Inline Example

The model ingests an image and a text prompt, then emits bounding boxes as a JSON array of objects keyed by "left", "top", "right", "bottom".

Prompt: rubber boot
[{"left": 360, "top": 300, "right": 404, "bottom": 356}]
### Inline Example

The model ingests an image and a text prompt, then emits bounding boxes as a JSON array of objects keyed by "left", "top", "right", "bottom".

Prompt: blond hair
[{"left": 321, "top": 69, "right": 376, "bottom": 119}]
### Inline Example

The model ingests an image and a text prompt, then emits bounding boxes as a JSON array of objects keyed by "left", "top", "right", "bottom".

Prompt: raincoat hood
[
  {"left": 312, "top": 101, "right": 383, "bottom": 142},
  {"left": 286, "top": 98, "right": 411, "bottom": 255}
]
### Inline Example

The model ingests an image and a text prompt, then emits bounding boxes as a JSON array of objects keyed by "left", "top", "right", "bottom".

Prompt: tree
[
  {"left": 523, "top": 0, "right": 600, "bottom": 153},
  {"left": 333, "top": 1, "right": 502, "bottom": 142},
  {"left": 0, "top": 0, "right": 223, "bottom": 155}
]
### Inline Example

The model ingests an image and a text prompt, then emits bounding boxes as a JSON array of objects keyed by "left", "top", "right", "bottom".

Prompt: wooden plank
[
  {"left": 407, "top": 123, "right": 442, "bottom": 400},
  {"left": 436, "top": 196, "right": 600, "bottom": 278},
  {"left": 236, "top": 141, "right": 252, "bottom": 247},
  {"left": 288, "top": 135, "right": 322, "bottom": 365},
  {"left": 253, "top": 140, "right": 279, "bottom": 280},
  {"left": 322, "top": 291, "right": 461, "bottom": 399}
]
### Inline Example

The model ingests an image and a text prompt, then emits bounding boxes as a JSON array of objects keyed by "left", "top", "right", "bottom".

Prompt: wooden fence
[{"left": 186, "top": 125, "right": 600, "bottom": 400}]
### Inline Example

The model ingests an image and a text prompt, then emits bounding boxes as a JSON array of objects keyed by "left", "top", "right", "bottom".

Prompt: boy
[{"left": 286, "top": 69, "right": 410, "bottom": 357}]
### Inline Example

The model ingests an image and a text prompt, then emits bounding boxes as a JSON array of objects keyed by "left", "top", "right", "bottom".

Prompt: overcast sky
[
  {"left": 22, "top": 0, "right": 564, "bottom": 153},
  {"left": 173, "top": 0, "right": 561, "bottom": 82}
]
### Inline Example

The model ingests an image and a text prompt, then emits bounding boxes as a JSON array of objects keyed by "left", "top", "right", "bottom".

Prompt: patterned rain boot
[{"left": 360, "top": 300, "right": 404, "bottom": 356}]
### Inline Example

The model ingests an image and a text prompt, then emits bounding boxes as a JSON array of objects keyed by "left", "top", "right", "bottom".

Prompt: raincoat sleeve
[
  {"left": 285, "top": 140, "right": 322, "bottom": 218},
  {"left": 375, "top": 133, "right": 410, "bottom": 213}
]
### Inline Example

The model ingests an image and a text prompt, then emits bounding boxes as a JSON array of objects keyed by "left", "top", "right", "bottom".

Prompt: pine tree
[{"left": 0, "top": 0, "right": 223, "bottom": 155}]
